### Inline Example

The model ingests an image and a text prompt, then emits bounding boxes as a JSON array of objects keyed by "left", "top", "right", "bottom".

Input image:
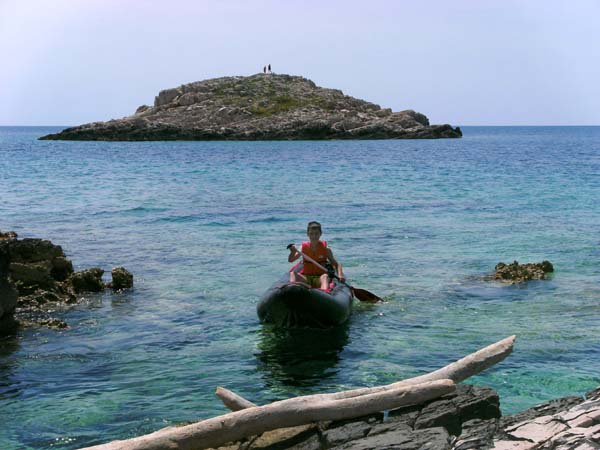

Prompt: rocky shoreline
[
  {"left": 39, "top": 74, "right": 462, "bottom": 141},
  {"left": 0, "top": 231, "right": 133, "bottom": 334},
  {"left": 209, "top": 385, "right": 600, "bottom": 450}
]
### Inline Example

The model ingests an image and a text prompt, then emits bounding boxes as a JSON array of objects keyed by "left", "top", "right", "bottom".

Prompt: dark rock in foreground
[
  {"left": 0, "top": 230, "right": 133, "bottom": 334},
  {"left": 485, "top": 260, "right": 554, "bottom": 284},
  {"left": 39, "top": 74, "right": 462, "bottom": 141}
]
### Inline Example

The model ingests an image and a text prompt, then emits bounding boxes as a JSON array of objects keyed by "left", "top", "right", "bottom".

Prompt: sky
[{"left": 1, "top": 0, "right": 599, "bottom": 126}]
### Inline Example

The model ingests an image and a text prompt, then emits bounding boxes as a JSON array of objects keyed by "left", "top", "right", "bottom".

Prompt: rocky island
[{"left": 39, "top": 74, "right": 462, "bottom": 141}]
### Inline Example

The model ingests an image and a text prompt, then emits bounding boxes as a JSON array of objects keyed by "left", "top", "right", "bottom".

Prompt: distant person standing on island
[
  {"left": 263, "top": 66, "right": 267, "bottom": 75},
  {"left": 268, "top": 64, "right": 272, "bottom": 74}
]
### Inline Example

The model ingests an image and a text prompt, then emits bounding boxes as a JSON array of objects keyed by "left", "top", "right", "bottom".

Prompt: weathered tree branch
[
  {"left": 81, "top": 380, "right": 455, "bottom": 450},
  {"left": 215, "top": 386, "right": 257, "bottom": 411}
]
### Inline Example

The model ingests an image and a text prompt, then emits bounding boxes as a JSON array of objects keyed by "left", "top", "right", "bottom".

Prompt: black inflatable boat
[{"left": 257, "top": 263, "right": 353, "bottom": 327}]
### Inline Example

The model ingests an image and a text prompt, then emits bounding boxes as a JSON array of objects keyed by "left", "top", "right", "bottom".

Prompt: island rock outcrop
[{"left": 40, "top": 74, "right": 462, "bottom": 141}]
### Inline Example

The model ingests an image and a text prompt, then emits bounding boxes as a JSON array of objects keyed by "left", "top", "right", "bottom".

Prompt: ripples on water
[{"left": 0, "top": 126, "right": 599, "bottom": 449}]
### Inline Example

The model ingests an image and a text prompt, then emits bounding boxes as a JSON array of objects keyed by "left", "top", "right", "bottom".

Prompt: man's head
[{"left": 306, "top": 221, "right": 322, "bottom": 240}]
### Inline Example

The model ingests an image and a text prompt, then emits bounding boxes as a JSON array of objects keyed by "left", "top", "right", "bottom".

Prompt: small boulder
[
  {"left": 69, "top": 268, "right": 105, "bottom": 293},
  {"left": 108, "top": 267, "right": 133, "bottom": 290}
]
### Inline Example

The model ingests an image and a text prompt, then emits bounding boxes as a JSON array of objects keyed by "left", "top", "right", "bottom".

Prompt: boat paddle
[{"left": 287, "top": 244, "right": 382, "bottom": 303}]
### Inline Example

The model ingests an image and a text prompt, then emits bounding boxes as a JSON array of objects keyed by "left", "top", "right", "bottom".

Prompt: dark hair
[{"left": 306, "top": 221, "right": 322, "bottom": 234}]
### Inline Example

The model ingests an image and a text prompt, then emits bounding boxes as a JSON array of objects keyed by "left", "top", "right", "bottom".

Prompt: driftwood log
[
  {"left": 81, "top": 335, "right": 515, "bottom": 450},
  {"left": 215, "top": 386, "right": 257, "bottom": 411},
  {"left": 83, "top": 380, "right": 454, "bottom": 450},
  {"left": 217, "top": 335, "right": 516, "bottom": 410}
]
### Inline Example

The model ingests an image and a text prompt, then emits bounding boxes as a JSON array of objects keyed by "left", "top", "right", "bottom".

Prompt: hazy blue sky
[{"left": 1, "top": 0, "right": 599, "bottom": 126}]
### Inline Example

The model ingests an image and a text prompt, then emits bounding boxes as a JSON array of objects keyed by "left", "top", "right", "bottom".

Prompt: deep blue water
[{"left": 0, "top": 126, "right": 598, "bottom": 449}]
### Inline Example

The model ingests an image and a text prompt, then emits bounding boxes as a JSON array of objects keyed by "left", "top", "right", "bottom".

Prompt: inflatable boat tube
[{"left": 257, "top": 263, "right": 353, "bottom": 327}]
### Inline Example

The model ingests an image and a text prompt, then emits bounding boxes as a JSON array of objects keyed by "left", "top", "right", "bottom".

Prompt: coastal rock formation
[
  {"left": 0, "top": 231, "right": 133, "bottom": 332},
  {"left": 486, "top": 260, "right": 554, "bottom": 284},
  {"left": 39, "top": 74, "right": 462, "bottom": 141}
]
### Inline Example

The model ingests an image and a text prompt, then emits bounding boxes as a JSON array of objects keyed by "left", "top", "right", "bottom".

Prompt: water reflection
[{"left": 255, "top": 324, "right": 350, "bottom": 388}]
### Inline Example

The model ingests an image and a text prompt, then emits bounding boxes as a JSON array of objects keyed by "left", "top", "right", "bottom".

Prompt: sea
[{"left": 0, "top": 126, "right": 598, "bottom": 449}]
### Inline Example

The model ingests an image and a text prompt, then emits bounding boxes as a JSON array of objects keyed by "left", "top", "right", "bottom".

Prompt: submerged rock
[
  {"left": 39, "top": 74, "right": 462, "bottom": 141},
  {"left": 486, "top": 260, "right": 554, "bottom": 284},
  {"left": 38, "top": 317, "right": 69, "bottom": 329}
]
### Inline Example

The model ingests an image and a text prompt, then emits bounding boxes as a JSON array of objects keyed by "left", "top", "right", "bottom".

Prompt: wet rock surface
[
  {"left": 40, "top": 74, "right": 462, "bottom": 141},
  {"left": 0, "top": 231, "right": 133, "bottom": 333},
  {"left": 210, "top": 385, "right": 600, "bottom": 450},
  {"left": 108, "top": 266, "right": 134, "bottom": 290},
  {"left": 69, "top": 268, "right": 105, "bottom": 293},
  {"left": 485, "top": 260, "right": 554, "bottom": 284}
]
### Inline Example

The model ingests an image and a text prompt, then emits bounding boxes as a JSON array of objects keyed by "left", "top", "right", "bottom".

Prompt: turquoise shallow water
[{"left": 0, "top": 126, "right": 599, "bottom": 449}]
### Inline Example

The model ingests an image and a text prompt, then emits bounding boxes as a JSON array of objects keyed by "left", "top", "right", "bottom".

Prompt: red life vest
[{"left": 301, "top": 240, "right": 328, "bottom": 275}]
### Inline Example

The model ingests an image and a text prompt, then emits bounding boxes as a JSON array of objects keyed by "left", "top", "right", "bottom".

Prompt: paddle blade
[{"left": 352, "top": 287, "right": 382, "bottom": 303}]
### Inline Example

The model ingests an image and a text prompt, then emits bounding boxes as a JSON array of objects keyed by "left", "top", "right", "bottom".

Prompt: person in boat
[{"left": 288, "top": 221, "right": 345, "bottom": 290}]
